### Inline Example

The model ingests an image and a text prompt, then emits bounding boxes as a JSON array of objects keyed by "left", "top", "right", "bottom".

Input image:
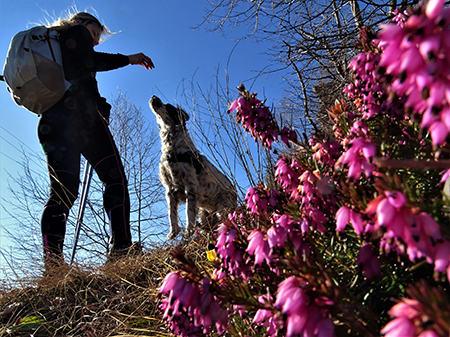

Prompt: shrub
[{"left": 158, "top": 1, "right": 450, "bottom": 336}]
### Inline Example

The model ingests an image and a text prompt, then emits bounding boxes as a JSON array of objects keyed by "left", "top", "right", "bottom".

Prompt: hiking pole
[{"left": 70, "top": 159, "right": 93, "bottom": 264}]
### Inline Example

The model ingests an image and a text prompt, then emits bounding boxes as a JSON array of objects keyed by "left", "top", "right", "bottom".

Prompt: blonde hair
[{"left": 48, "top": 11, "right": 113, "bottom": 42}]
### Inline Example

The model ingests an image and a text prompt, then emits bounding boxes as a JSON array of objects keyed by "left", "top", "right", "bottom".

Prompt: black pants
[{"left": 38, "top": 94, "right": 131, "bottom": 260}]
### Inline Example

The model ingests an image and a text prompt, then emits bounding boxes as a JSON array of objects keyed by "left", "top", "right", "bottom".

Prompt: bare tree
[
  {"left": 176, "top": 71, "right": 288, "bottom": 199},
  {"left": 1, "top": 146, "right": 48, "bottom": 279},
  {"left": 199, "top": 0, "right": 420, "bottom": 139},
  {"left": 1, "top": 92, "right": 166, "bottom": 275},
  {"left": 108, "top": 93, "right": 166, "bottom": 244},
  {"left": 69, "top": 92, "right": 167, "bottom": 261}
]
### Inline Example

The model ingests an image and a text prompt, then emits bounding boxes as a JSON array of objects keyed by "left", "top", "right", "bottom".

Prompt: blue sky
[{"left": 0, "top": 0, "right": 286, "bottom": 272}]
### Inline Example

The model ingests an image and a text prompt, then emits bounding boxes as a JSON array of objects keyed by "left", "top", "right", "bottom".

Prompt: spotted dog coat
[{"left": 150, "top": 96, "right": 237, "bottom": 240}]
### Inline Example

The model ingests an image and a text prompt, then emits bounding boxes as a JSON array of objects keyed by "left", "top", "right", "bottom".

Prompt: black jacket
[{"left": 59, "top": 25, "right": 129, "bottom": 110}]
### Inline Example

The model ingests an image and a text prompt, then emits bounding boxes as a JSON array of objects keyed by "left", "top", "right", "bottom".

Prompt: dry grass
[{"left": 0, "top": 236, "right": 212, "bottom": 336}]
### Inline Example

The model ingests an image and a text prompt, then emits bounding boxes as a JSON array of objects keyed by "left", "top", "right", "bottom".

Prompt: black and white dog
[{"left": 149, "top": 96, "right": 237, "bottom": 240}]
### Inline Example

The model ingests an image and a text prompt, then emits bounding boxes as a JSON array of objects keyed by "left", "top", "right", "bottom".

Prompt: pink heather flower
[
  {"left": 275, "top": 213, "right": 294, "bottom": 229},
  {"left": 253, "top": 309, "right": 279, "bottom": 336},
  {"left": 253, "top": 308, "right": 272, "bottom": 323},
  {"left": 159, "top": 275, "right": 228, "bottom": 336},
  {"left": 246, "top": 229, "right": 264, "bottom": 254},
  {"left": 275, "top": 157, "right": 303, "bottom": 199},
  {"left": 312, "top": 140, "right": 341, "bottom": 166},
  {"left": 440, "top": 168, "right": 450, "bottom": 183},
  {"left": 336, "top": 137, "right": 376, "bottom": 180},
  {"left": 274, "top": 277, "right": 304, "bottom": 310},
  {"left": 382, "top": 295, "right": 442, "bottom": 337},
  {"left": 376, "top": 191, "right": 409, "bottom": 232},
  {"left": 267, "top": 225, "right": 287, "bottom": 249},
  {"left": 425, "top": 0, "right": 445, "bottom": 19},
  {"left": 290, "top": 168, "right": 338, "bottom": 215},
  {"left": 273, "top": 213, "right": 310, "bottom": 258},
  {"left": 305, "top": 207, "right": 328, "bottom": 233},
  {"left": 392, "top": 9, "right": 408, "bottom": 27},
  {"left": 433, "top": 241, "right": 450, "bottom": 273},
  {"left": 253, "top": 295, "right": 281, "bottom": 336},
  {"left": 216, "top": 218, "right": 252, "bottom": 278},
  {"left": 388, "top": 298, "right": 422, "bottom": 319},
  {"left": 245, "top": 187, "right": 266, "bottom": 215},
  {"left": 350, "top": 210, "right": 364, "bottom": 235},
  {"left": 336, "top": 206, "right": 350, "bottom": 231},
  {"left": 274, "top": 277, "right": 335, "bottom": 337},
  {"left": 367, "top": 191, "right": 446, "bottom": 269},
  {"left": 429, "top": 121, "right": 447, "bottom": 145},
  {"left": 410, "top": 212, "right": 443, "bottom": 261},
  {"left": 246, "top": 229, "right": 272, "bottom": 266},
  {"left": 345, "top": 49, "right": 395, "bottom": 118},
  {"left": 279, "top": 126, "right": 298, "bottom": 146},
  {"left": 357, "top": 243, "right": 381, "bottom": 280},
  {"left": 378, "top": 3, "right": 450, "bottom": 145},
  {"left": 159, "top": 271, "right": 181, "bottom": 295},
  {"left": 245, "top": 186, "right": 279, "bottom": 215},
  {"left": 381, "top": 317, "right": 417, "bottom": 337},
  {"left": 179, "top": 281, "right": 198, "bottom": 308},
  {"left": 228, "top": 89, "right": 297, "bottom": 149},
  {"left": 336, "top": 206, "right": 366, "bottom": 235},
  {"left": 274, "top": 278, "right": 308, "bottom": 316},
  {"left": 376, "top": 197, "right": 396, "bottom": 226},
  {"left": 385, "top": 190, "right": 407, "bottom": 208}
]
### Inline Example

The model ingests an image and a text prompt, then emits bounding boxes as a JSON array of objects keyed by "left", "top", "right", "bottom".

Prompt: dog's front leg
[
  {"left": 184, "top": 190, "right": 197, "bottom": 238},
  {"left": 166, "top": 191, "right": 181, "bottom": 240}
]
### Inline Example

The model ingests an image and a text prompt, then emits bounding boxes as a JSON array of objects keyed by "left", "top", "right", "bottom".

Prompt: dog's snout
[{"left": 150, "top": 95, "right": 162, "bottom": 109}]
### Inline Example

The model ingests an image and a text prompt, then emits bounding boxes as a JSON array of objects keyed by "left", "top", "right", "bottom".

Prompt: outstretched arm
[{"left": 128, "top": 53, "right": 155, "bottom": 70}]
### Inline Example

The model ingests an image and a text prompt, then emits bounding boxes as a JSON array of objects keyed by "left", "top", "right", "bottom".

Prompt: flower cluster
[
  {"left": 381, "top": 281, "right": 450, "bottom": 337},
  {"left": 344, "top": 50, "right": 385, "bottom": 119},
  {"left": 275, "top": 156, "right": 335, "bottom": 233},
  {"left": 335, "top": 121, "right": 376, "bottom": 180},
  {"left": 311, "top": 138, "right": 341, "bottom": 166},
  {"left": 378, "top": 0, "right": 450, "bottom": 145},
  {"left": 273, "top": 277, "right": 335, "bottom": 337},
  {"left": 433, "top": 241, "right": 450, "bottom": 281},
  {"left": 335, "top": 206, "right": 365, "bottom": 235},
  {"left": 215, "top": 213, "right": 252, "bottom": 279},
  {"left": 338, "top": 188, "right": 449, "bottom": 281},
  {"left": 366, "top": 190, "right": 444, "bottom": 264},
  {"left": 159, "top": 272, "right": 228, "bottom": 336},
  {"left": 253, "top": 295, "right": 282, "bottom": 336},
  {"left": 245, "top": 186, "right": 279, "bottom": 215},
  {"left": 228, "top": 84, "right": 297, "bottom": 149},
  {"left": 381, "top": 297, "right": 439, "bottom": 337},
  {"left": 246, "top": 213, "right": 310, "bottom": 268},
  {"left": 253, "top": 277, "right": 335, "bottom": 337},
  {"left": 158, "top": 1, "right": 450, "bottom": 336},
  {"left": 275, "top": 156, "right": 303, "bottom": 200}
]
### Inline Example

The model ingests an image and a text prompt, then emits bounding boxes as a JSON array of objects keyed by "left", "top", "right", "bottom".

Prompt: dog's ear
[
  {"left": 166, "top": 103, "right": 190, "bottom": 126},
  {"left": 178, "top": 107, "right": 189, "bottom": 124}
]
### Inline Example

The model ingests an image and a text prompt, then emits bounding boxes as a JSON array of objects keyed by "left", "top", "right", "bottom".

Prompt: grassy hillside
[{"left": 0, "top": 239, "right": 208, "bottom": 336}]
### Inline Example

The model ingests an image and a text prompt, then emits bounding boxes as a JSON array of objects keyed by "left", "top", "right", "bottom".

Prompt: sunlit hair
[{"left": 48, "top": 11, "right": 113, "bottom": 42}]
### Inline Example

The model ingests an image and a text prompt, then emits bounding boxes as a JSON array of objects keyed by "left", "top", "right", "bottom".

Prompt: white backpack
[{"left": 2, "top": 26, "right": 71, "bottom": 115}]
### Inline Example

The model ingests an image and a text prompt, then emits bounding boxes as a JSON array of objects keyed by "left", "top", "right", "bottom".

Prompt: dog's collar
[{"left": 167, "top": 151, "right": 203, "bottom": 174}]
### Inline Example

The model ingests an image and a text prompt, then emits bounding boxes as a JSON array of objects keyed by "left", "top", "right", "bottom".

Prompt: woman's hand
[{"left": 128, "top": 53, "right": 155, "bottom": 70}]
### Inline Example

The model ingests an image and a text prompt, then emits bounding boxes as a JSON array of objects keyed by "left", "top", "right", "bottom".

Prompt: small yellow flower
[{"left": 206, "top": 250, "right": 217, "bottom": 261}]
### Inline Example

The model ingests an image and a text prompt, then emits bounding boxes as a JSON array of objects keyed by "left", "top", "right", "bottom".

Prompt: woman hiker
[{"left": 38, "top": 11, "right": 154, "bottom": 266}]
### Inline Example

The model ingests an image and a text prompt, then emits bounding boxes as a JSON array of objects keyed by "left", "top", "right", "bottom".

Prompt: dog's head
[{"left": 150, "top": 96, "right": 189, "bottom": 128}]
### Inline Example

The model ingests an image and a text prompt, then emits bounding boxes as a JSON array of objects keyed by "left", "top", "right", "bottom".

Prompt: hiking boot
[
  {"left": 43, "top": 255, "right": 70, "bottom": 278},
  {"left": 106, "top": 242, "right": 142, "bottom": 264}
]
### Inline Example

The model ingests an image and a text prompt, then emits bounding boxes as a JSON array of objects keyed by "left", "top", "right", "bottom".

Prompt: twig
[{"left": 375, "top": 158, "right": 450, "bottom": 170}]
